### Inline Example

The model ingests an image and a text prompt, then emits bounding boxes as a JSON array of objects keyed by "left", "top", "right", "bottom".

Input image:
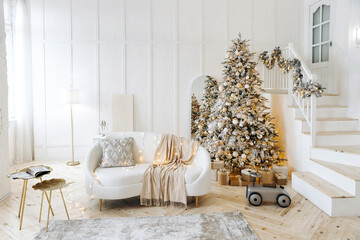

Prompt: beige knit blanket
[{"left": 140, "top": 134, "right": 199, "bottom": 207}]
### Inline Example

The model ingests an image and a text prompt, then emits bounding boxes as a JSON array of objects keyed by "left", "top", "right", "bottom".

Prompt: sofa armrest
[
  {"left": 85, "top": 143, "right": 102, "bottom": 193},
  {"left": 187, "top": 146, "right": 211, "bottom": 196},
  {"left": 192, "top": 146, "right": 211, "bottom": 171}
]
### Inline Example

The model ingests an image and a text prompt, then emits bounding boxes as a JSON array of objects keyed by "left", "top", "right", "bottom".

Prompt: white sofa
[{"left": 85, "top": 132, "right": 211, "bottom": 210}]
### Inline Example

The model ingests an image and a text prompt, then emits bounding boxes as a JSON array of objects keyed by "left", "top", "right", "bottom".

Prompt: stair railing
[{"left": 261, "top": 43, "right": 317, "bottom": 147}]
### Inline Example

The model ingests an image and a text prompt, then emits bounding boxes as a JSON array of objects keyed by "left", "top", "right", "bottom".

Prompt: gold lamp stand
[
  {"left": 64, "top": 86, "right": 81, "bottom": 166},
  {"left": 67, "top": 104, "right": 80, "bottom": 166}
]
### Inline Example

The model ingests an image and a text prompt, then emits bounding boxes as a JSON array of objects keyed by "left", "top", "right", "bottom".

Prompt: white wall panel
[
  {"left": 72, "top": 44, "right": 98, "bottom": 145},
  {"left": 126, "top": 43, "right": 149, "bottom": 131},
  {"left": 99, "top": 0, "right": 124, "bottom": 41},
  {"left": 30, "top": 0, "right": 44, "bottom": 42},
  {"left": 152, "top": 44, "right": 174, "bottom": 134},
  {"left": 178, "top": 44, "right": 201, "bottom": 138},
  {"left": 126, "top": 0, "right": 149, "bottom": 41},
  {"left": 203, "top": 0, "right": 226, "bottom": 43},
  {"left": 276, "top": 0, "right": 300, "bottom": 46},
  {"left": 99, "top": 44, "right": 124, "bottom": 132},
  {"left": 44, "top": 0, "right": 70, "bottom": 42},
  {"left": 178, "top": 0, "right": 201, "bottom": 43},
  {"left": 45, "top": 44, "right": 70, "bottom": 145},
  {"left": 228, "top": 0, "right": 252, "bottom": 41},
  {"left": 253, "top": 0, "right": 275, "bottom": 45},
  {"left": 32, "top": 43, "right": 46, "bottom": 145},
  {"left": 72, "top": 0, "right": 97, "bottom": 41},
  {"left": 152, "top": 0, "right": 174, "bottom": 42},
  {"left": 203, "top": 44, "right": 225, "bottom": 80},
  {"left": 31, "top": 0, "right": 303, "bottom": 161}
]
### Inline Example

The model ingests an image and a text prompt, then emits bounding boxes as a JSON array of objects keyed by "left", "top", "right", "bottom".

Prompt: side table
[
  {"left": 8, "top": 165, "right": 54, "bottom": 230},
  {"left": 32, "top": 178, "right": 71, "bottom": 232}
]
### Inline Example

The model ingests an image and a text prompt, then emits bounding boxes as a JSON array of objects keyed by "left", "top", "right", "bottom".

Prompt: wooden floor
[{"left": 1, "top": 161, "right": 360, "bottom": 240}]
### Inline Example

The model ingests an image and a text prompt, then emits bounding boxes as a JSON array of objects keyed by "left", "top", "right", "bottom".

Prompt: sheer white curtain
[{"left": 12, "top": 0, "right": 33, "bottom": 163}]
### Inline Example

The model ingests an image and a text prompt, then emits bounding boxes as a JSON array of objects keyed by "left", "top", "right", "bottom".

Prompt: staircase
[
  {"left": 261, "top": 44, "right": 360, "bottom": 217},
  {"left": 290, "top": 93, "right": 360, "bottom": 216}
]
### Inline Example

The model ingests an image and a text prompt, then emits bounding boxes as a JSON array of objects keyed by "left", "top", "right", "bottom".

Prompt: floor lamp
[{"left": 64, "top": 86, "right": 81, "bottom": 166}]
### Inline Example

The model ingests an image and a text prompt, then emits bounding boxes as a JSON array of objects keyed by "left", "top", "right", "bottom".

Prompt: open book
[{"left": 8, "top": 166, "right": 51, "bottom": 179}]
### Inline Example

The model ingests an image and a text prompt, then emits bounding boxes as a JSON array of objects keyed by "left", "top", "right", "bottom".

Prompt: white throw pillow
[{"left": 99, "top": 137, "right": 135, "bottom": 168}]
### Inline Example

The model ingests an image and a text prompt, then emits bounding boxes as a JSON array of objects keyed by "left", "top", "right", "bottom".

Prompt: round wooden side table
[{"left": 32, "top": 178, "right": 71, "bottom": 232}]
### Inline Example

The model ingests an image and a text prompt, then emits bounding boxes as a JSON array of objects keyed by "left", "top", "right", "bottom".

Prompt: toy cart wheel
[
  {"left": 276, "top": 194, "right": 291, "bottom": 208},
  {"left": 248, "top": 192, "right": 262, "bottom": 206}
]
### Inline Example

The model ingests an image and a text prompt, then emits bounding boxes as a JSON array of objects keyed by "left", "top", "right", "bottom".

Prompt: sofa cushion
[
  {"left": 95, "top": 163, "right": 150, "bottom": 187},
  {"left": 94, "top": 163, "right": 202, "bottom": 187}
]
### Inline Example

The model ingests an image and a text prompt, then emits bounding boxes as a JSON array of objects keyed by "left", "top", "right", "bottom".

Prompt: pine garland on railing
[{"left": 259, "top": 47, "right": 325, "bottom": 98}]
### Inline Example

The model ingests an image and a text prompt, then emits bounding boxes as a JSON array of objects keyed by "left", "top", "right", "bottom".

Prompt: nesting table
[
  {"left": 32, "top": 178, "right": 71, "bottom": 232},
  {"left": 8, "top": 166, "right": 54, "bottom": 230}
]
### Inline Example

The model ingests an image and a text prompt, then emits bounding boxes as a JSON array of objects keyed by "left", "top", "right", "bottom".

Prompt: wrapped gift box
[
  {"left": 241, "top": 168, "right": 256, "bottom": 182},
  {"left": 239, "top": 179, "right": 252, "bottom": 186},
  {"left": 259, "top": 169, "right": 274, "bottom": 184},
  {"left": 211, "top": 169, "right": 218, "bottom": 181},
  {"left": 273, "top": 165, "right": 288, "bottom": 178},
  {"left": 230, "top": 175, "right": 241, "bottom": 186},
  {"left": 218, "top": 170, "right": 228, "bottom": 185},
  {"left": 275, "top": 173, "right": 287, "bottom": 185},
  {"left": 211, "top": 161, "right": 225, "bottom": 169},
  {"left": 229, "top": 170, "right": 241, "bottom": 177}
]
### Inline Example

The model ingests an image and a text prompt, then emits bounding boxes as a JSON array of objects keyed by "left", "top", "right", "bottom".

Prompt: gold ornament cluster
[{"left": 259, "top": 47, "right": 325, "bottom": 98}]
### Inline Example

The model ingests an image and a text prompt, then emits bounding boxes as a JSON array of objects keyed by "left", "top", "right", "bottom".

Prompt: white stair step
[
  {"left": 303, "top": 131, "right": 360, "bottom": 146},
  {"left": 309, "top": 159, "right": 360, "bottom": 195},
  {"left": 295, "top": 106, "right": 347, "bottom": 118},
  {"left": 311, "top": 146, "right": 360, "bottom": 167},
  {"left": 298, "top": 118, "right": 359, "bottom": 132},
  {"left": 315, "top": 94, "right": 340, "bottom": 105},
  {"left": 292, "top": 172, "right": 355, "bottom": 216},
  {"left": 290, "top": 105, "right": 347, "bottom": 109},
  {"left": 296, "top": 117, "right": 358, "bottom": 121}
]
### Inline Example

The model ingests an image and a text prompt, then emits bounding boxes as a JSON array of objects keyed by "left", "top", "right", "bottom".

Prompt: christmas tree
[
  {"left": 194, "top": 76, "right": 219, "bottom": 146},
  {"left": 207, "top": 34, "right": 281, "bottom": 171},
  {"left": 191, "top": 94, "right": 200, "bottom": 134}
]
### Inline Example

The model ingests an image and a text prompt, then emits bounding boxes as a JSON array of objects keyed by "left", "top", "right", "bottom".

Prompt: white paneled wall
[{"left": 31, "top": 0, "right": 303, "bottom": 161}]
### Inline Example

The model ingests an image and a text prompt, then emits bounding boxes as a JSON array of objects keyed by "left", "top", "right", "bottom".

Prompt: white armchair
[{"left": 85, "top": 132, "right": 211, "bottom": 210}]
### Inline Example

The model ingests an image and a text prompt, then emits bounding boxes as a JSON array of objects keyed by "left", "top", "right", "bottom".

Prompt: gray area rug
[{"left": 33, "top": 211, "right": 259, "bottom": 240}]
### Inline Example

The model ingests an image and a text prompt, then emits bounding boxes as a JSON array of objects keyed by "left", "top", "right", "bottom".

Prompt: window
[{"left": 311, "top": 4, "right": 330, "bottom": 64}]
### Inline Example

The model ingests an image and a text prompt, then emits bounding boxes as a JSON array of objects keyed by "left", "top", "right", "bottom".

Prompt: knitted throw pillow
[{"left": 99, "top": 137, "right": 135, "bottom": 168}]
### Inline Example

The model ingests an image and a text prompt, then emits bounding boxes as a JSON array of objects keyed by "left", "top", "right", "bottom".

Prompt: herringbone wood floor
[{"left": 1, "top": 160, "right": 360, "bottom": 240}]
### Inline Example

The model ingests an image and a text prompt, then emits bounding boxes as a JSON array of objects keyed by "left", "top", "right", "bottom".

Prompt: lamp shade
[{"left": 63, "top": 88, "right": 81, "bottom": 104}]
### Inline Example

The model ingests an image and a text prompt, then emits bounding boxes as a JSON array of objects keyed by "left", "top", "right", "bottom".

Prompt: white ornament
[
  {"left": 241, "top": 154, "right": 246, "bottom": 159},
  {"left": 232, "top": 151, "right": 239, "bottom": 157},
  {"left": 245, "top": 84, "right": 249, "bottom": 89},
  {"left": 232, "top": 118, "right": 239, "bottom": 125}
]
